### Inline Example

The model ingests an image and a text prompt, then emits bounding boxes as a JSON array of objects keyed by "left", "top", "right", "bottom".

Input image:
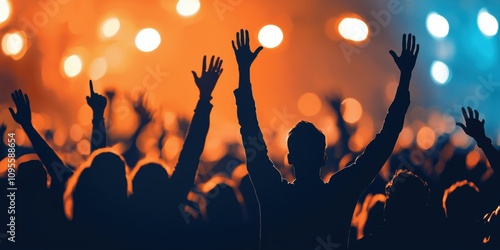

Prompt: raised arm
[
  {"left": 170, "top": 55, "right": 222, "bottom": 202},
  {"left": 457, "top": 107, "right": 499, "bottom": 172},
  {"left": 9, "top": 90, "right": 73, "bottom": 190},
  {"left": 86, "top": 80, "right": 108, "bottom": 152},
  {"left": 232, "top": 29, "right": 282, "bottom": 191},
  {"left": 122, "top": 93, "right": 153, "bottom": 167},
  {"left": 332, "top": 34, "right": 418, "bottom": 192},
  {"left": 328, "top": 96, "right": 352, "bottom": 156}
]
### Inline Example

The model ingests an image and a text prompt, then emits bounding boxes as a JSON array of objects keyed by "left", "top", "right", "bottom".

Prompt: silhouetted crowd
[{"left": 1, "top": 30, "right": 499, "bottom": 250}]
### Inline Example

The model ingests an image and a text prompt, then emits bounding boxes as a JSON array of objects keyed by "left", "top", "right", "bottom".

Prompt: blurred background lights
[
  {"left": 430, "top": 60, "right": 451, "bottom": 85},
  {"left": 477, "top": 8, "right": 498, "bottom": 37},
  {"left": 2, "top": 31, "right": 25, "bottom": 58},
  {"left": 0, "top": 0, "right": 11, "bottom": 25},
  {"left": 341, "top": 98, "right": 363, "bottom": 124},
  {"left": 88, "top": 57, "right": 108, "bottom": 80},
  {"left": 416, "top": 126, "right": 436, "bottom": 150},
  {"left": 258, "top": 25, "right": 283, "bottom": 48},
  {"left": 297, "top": 93, "right": 322, "bottom": 116},
  {"left": 176, "top": 0, "right": 200, "bottom": 17},
  {"left": 64, "top": 55, "right": 83, "bottom": 78},
  {"left": 338, "top": 17, "right": 369, "bottom": 42},
  {"left": 135, "top": 28, "right": 161, "bottom": 52},
  {"left": 101, "top": 17, "right": 120, "bottom": 38},
  {"left": 426, "top": 12, "right": 449, "bottom": 38}
]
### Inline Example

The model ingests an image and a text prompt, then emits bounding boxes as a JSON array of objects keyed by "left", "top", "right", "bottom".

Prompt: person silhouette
[
  {"left": 129, "top": 55, "right": 223, "bottom": 249},
  {"left": 231, "top": 30, "right": 418, "bottom": 249},
  {"left": 456, "top": 107, "right": 499, "bottom": 173},
  {"left": 355, "top": 169, "right": 433, "bottom": 250}
]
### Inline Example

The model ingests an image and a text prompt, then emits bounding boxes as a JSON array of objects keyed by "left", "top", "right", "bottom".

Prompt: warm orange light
[
  {"left": 348, "top": 133, "right": 365, "bottom": 152},
  {"left": 258, "top": 24, "right": 284, "bottom": 48},
  {"left": 466, "top": 150, "right": 481, "bottom": 170},
  {"left": 63, "top": 55, "right": 83, "bottom": 78},
  {"left": 176, "top": 0, "right": 200, "bottom": 17},
  {"left": 341, "top": 98, "right": 363, "bottom": 124},
  {"left": 0, "top": 0, "right": 11, "bottom": 26},
  {"left": 297, "top": 92, "right": 322, "bottom": 116},
  {"left": 70, "top": 124, "right": 83, "bottom": 142},
  {"left": 135, "top": 28, "right": 161, "bottom": 52},
  {"left": 163, "top": 136, "right": 182, "bottom": 161},
  {"left": 338, "top": 17, "right": 369, "bottom": 42},
  {"left": 2, "top": 31, "right": 27, "bottom": 60},
  {"left": 416, "top": 126, "right": 435, "bottom": 150},
  {"left": 88, "top": 57, "right": 108, "bottom": 80},
  {"left": 101, "top": 17, "right": 120, "bottom": 38},
  {"left": 398, "top": 126, "right": 414, "bottom": 148},
  {"left": 77, "top": 139, "right": 91, "bottom": 155}
]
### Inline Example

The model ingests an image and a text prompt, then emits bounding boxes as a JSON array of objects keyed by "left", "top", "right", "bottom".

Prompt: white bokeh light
[
  {"left": 135, "top": 28, "right": 161, "bottom": 52},
  {"left": 0, "top": 0, "right": 11, "bottom": 24},
  {"left": 64, "top": 55, "right": 83, "bottom": 78},
  {"left": 338, "top": 17, "right": 369, "bottom": 42},
  {"left": 258, "top": 25, "right": 284, "bottom": 49},
  {"left": 176, "top": 0, "right": 200, "bottom": 17},
  {"left": 426, "top": 12, "right": 449, "bottom": 38},
  {"left": 101, "top": 17, "right": 120, "bottom": 38},
  {"left": 430, "top": 61, "right": 451, "bottom": 85},
  {"left": 2, "top": 32, "right": 23, "bottom": 56},
  {"left": 478, "top": 8, "right": 498, "bottom": 37}
]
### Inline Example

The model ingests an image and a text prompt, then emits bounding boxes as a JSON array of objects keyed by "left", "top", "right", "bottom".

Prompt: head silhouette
[
  {"left": 132, "top": 162, "right": 170, "bottom": 201},
  {"left": 384, "top": 169, "right": 429, "bottom": 226},
  {"left": 17, "top": 160, "right": 47, "bottom": 191},
  {"left": 287, "top": 121, "right": 326, "bottom": 178},
  {"left": 443, "top": 180, "right": 481, "bottom": 222}
]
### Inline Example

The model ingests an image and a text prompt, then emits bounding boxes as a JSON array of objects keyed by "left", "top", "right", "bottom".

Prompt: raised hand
[
  {"left": 86, "top": 80, "right": 107, "bottom": 118},
  {"left": 9, "top": 89, "right": 32, "bottom": 127},
  {"left": 327, "top": 95, "right": 343, "bottom": 114},
  {"left": 456, "top": 107, "right": 487, "bottom": 141},
  {"left": 191, "top": 55, "right": 223, "bottom": 100},
  {"left": 128, "top": 93, "right": 153, "bottom": 125},
  {"left": 389, "top": 33, "right": 419, "bottom": 74},
  {"left": 232, "top": 29, "right": 263, "bottom": 69},
  {"left": 105, "top": 89, "right": 116, "bottom": 102}
]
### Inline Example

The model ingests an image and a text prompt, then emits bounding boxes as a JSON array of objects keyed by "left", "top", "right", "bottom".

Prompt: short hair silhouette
[
  {"left": 17, "top": 160, "right": 47, "bottom": 190},
  {"left": 442, "top": 180, "right": 481, "bottom": 220},
  {"left": 287, "top": 121, "right": 326, "bottom": 170},
  {"left": 132, "top": 162, "right": 170, "bottom": 197},
  {"left": 384, "top": 169, "right": 429, "bottom": 223}
]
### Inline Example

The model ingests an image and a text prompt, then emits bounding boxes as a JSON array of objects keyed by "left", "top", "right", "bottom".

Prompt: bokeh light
[
  {"left": 398, "top": 126, "right": 414, "bottom": 148},
  {"left": 135, "top": 28, "right": 161, "bottom": 52},
  {"left": 416, "top": 126, "right": 436, "bottom": 150},
  {"left": 63, "top": 55, "right": 83, "bottom": 78},
  {"left": 426, "top": 12, "right": 449, "bottom": 38},
  {"left": 341, "top": 98, "right": 363, "bottom": 124},
  {"left": 338, "top": 17, "right": 368, "bottom": 42},
  {"left": 0, "top": 0, "right": 11, "bottom": 25},
  {"left": 2, "top": 31, "right": 26, "bottom": 60},
  {"left": 101, "top": 17, "right": 120, "bottom": 38},
  {"left": 70, "top": 124, "right": 83, "bottom": 142},
  {"left": 297, "top": 93, "right": 321, "bottom": 116},
  {"left": 430, "top": 60, "right": 451, "bottom": 85},
  {"left": 176, "top": 0, "right": 200, "bottom": 17},
  {"left": 477, "top": 8, "right": 498, "bottom": 37},
  {"left": 466, "top": 150, "right": 481, "bottom": 170},
  {"left": 88, "top": 57, "right": 108, "bottom": 80},
  {"left": 258, "top": 24, "right": 283, "bottom": 48}
]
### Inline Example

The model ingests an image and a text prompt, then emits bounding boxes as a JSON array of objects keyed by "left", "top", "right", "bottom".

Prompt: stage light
[
  {"left": 101, "top": 17, "right": 120, "bottom": 38},
  {"left": 416, "top": 126, "right": 435, "bottom": 150},
  {"left": 258, "top": 25, "right": 283, "bottom": 48},
  {"left": 478, "top": 8, "right": 498, "bottom": 37},
  {"left": 430, "top": 61, "right": 451, "bottom": 85},
  {"left": 341, "top": 98, "right": 362, "bottom": 124},
  {"left": 297, "top": 93, "right": 322, "bottom": 116},
  {"left": 88, "top": 57, "right": 107, "bottom": 80},
  {"left": 64, "top": 55, "right": 82, "bottom": 78},
  {"left": 0, "top": 0, "right": 11, "bottom": 25},
  {"left": 426, "top": 12, "right": 449, "bottom": 38},
  {"left": 2, "top": 31, "right": 26, "bottom": 59},
  {"left": 176, "top": 0, "right": 200, "bottom": 17},
  {"left": 338, "top": 17, "right": 368, "bottom": 42},
  {"left": 135, "top": 28, "right": 161, "bottom": 52}
]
